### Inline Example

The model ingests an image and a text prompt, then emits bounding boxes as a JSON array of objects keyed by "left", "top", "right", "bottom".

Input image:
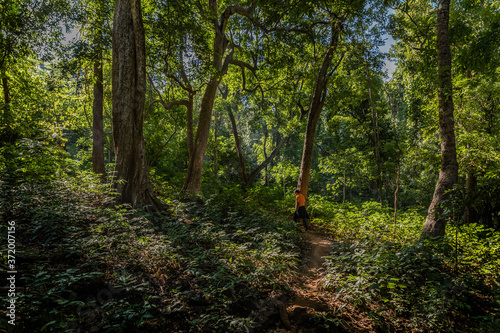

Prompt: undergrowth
[
  {"left": 314, "top": 200, "right": 500, "bottom": 332},
  {"left": 2, "top": 173, "right": 499, "bottom": 333},
  {"left": 0, "top": 173, "right": 300, "bottom": 332}
]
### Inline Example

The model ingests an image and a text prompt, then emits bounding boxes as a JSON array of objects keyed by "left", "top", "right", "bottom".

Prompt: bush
[{"left": 317, "top": 199, "right": 500, "bottom": 332}]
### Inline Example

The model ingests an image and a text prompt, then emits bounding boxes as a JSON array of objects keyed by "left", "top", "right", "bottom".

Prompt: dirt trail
[{"left": 279, "top": 231, "right": 336, "bottom": 332}]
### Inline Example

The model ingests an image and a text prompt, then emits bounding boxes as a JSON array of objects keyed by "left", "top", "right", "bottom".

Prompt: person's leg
[{"left": 299, "top": 206, "right": 309, "bottom": 230}]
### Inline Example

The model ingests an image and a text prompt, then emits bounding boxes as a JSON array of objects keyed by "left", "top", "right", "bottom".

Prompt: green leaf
[{"left": 41, "top": 321, "right": 57, "bottom": 331}]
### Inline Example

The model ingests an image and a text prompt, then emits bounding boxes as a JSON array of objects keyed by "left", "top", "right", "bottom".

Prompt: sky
[
  {"left": 380, "top": 34, "right": 396, "bottom": 80},
  {"left": 63, "top": 20, "right": 398, "bottom": 80}
]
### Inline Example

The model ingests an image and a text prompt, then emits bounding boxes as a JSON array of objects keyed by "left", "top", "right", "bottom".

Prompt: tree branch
[
  {"left": 147, "top": 74, "right": 182, "bottom": 124},
  {"left": 247, "top": 134, "right": 290, "bottom": 185},
  {"left": 228, "top": 58, "right": 258, "bottom": 76},
  {"left": 149, "top": 128, "right": 177, "bottom": 167}
]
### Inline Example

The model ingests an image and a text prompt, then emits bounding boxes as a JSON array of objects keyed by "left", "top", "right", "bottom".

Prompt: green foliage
[
  {"left": 151, "top": 201, "right": 299, "bottom": 331},
  {"left": 308, "top": 198, "right": 424, "bottom": 242},
  {"left": 317, "top": 198, "right": 500, "bottom": 332},
  {"left": 0, "top": 173, "right": 302, "bottom": 332},
  {"left": 2, "top": 0, "right": 500, "bottom": 332},
  {"left": 324, "top": 236, "right": 500, "bottom": 332}
]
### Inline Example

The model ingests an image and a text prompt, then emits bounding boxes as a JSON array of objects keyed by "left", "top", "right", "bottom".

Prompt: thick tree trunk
[
  {"left": 297, "top": 22, "right": 342, "bottom": 198},
  {"left": 421, "top": 0, "right": 458, "bottom": 238},
  {"left": 92, "top": 59, "right": 106, "bottom": 179},
  {"left": 112, "top": 0, "right": 160, "bottom": 210}
]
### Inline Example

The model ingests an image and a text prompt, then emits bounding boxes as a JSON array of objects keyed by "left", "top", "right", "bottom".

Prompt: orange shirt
[{"left": 295, "top": 193, "right": 306, "bottom": 207}]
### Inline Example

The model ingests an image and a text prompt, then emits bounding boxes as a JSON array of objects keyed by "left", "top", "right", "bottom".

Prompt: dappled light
[{"left": 1, "top": 0, "right": 499, "bottom": 332}]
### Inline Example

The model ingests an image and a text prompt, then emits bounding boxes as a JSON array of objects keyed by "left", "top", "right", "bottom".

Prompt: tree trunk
[
  {"left": 343, "top": 169, "right": 346, "bottom": 204},
  {"left": 213, "top": 108, "right": 219, "bottom": 175},
  {"left": 465, "top": 165, "right": 477, "bottom": 223},
  {"left": 181, "top": 3, "right": 227, "bottom": 194},
  {"left": 247, "top": 135, "right": 288, "bottom": 185},
  {"left": 263, "top": 127, "right": 269, "bottom": 186},
  {"left": 224, "top": 91, "right": 288, "bottom": 186},
  {"left": 297, "top": 22, "right": 342, "bottom": 198},
  {"left": 1, "top": 65, "right": 13, "bottom": 143},
  {"left": 112, "top": 0, "right": 160, "bottom": 210},
  {"left": 366, "top": 67, "right": 384, "bottom": 205},
  {"left": 182, "top": 77, "right": 221, "bottom": 194},
  {"left": 1, "top": 73, "right": 10, "bottom": 119},
  {"left": 92, "top": 59, "right": 106, "bottom": 180},
  {"left": 421, "top": 0, "right": 458, "bottom": 238},
  {"left": 349, "top": 175, "right": 353, "bottom": 202},
  {"left": 394, "top": 142, "right": 401, "bottom": 224},
  {"left": 186, "top": 92, "right": 194, "bottom": 161},
  {"left": 227, "top": 105, "right": 249, "bottom": 184},
  {"left": 181, "top": 1, "right": 255, "bottom": 194}
]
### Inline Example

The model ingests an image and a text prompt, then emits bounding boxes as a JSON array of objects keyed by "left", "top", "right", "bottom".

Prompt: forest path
[{"left": 279, "top": 230, "right": 338, "bottom": 332}]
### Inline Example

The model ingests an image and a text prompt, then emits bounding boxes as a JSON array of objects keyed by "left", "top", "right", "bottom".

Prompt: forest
[{"left": 1, "top": 0, "right": 499, "bottom": 332}]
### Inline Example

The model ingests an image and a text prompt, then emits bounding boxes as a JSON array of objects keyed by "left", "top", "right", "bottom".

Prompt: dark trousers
[{"left": 294, "top": 206, "right": 309, "bottom": 229}]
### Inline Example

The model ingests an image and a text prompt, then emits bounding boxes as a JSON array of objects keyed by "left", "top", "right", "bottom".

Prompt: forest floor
[
  {"left": 279, "top": 230, "right": 376, "bottom": 333},
  {"left": 280, "top": 231, "right": 334, "bottom": 332},
  {"left": 2, "top": 177, "right": 363, "bottom": 333},
  {"left": 5, "top": 179, "right": 497, "bottom": 332}
]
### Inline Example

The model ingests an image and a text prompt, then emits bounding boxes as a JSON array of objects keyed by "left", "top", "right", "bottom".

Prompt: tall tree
[
  {"left": 92, "top": 58, "right": 105, "bottom": 178},
  {"left": 296, "top": 19, "right": 344, "bottom": 198},
  {"left": 366, "top": 66, "right": 384, "bottom": 205},
  {"left": 421, "top": 0, "right": 458, "bottom": 237},
  {"left": 90, "top": 0, "right": 109, "bottom": 179},
  {"left": 181, "top": 0, "right": 255, "bottom": 194},
  {"left": 112, "top": 0, "right": 161, "bottom": 210}
]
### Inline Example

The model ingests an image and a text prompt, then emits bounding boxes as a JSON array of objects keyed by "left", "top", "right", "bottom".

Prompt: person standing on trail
[{"left": 294, "top": 189, "right": 310, "bottom": 231}]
